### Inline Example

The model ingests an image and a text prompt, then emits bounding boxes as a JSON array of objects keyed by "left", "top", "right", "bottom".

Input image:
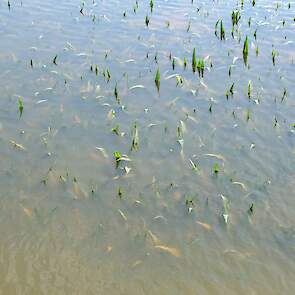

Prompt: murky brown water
[{"left": 0, "top": 0, "right": 294, "bottom": 294}]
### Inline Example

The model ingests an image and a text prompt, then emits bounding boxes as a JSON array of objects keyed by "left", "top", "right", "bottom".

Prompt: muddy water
[{"left": 0, "top": 0, "right": 294, "bottom": 294}]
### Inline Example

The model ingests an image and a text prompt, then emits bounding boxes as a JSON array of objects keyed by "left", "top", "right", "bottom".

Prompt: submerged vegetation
[
  {"left": 197, "top": 58, "right": 205, "bottom": 78},
  {"left": 18, "top": 97, "right": 23, "bottom": 117},
  {"left": 155, "top": 68, "right": 160, "bottom": 91},
  {"left": 215, "top": 19, "right": 225, "bottom": 40},
  {"left": 243, "top": 35, "right": 249, "bottom": 65},
  {"left": 192, "top": 48, "right": 197, "bottom": 73}
]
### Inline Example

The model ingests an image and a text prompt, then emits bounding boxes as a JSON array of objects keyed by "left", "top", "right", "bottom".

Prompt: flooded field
[{"left": 0, "top": 0, "right": 294, "bottom": 294}]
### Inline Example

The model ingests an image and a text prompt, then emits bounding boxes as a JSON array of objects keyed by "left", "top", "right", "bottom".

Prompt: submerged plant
[
  {"left": 185, "top": 196, "right": 196, "bottom": 214},
  {"left": 112, "top": 125, "right": 120, "bottom": 136},
  {"left": 80, "top": 3, "right": 84, "bottom": 15},
  {"left": 154, "top": 52, "right": 158, "bottom": 63},
  {"left": 220, "top": 20, "right": 225, "bottom": 40},
  {"left": 215, "top": 19, "right": 225, "bottom": 40},
  {"left": 133, "top": 3, "right": 138, "bottom": 13},
  {"left": 187, "top": 21, "right": 191, "bottom": 32},
  {"left": 114, "top": 151, "right": 122, "bottom": 165},
  {"left": 281, "top": 88, "right": 287, "bottom": 102},
  {"left": 176, "top": 75, "right": 183, "bottom": 87},
  {"left": 106, "top": 69, "right": 111, "bottom": 82},
  {"left": 254, "top": 29, "right": 257, "bottom": 40},
  {"left": 150, "top": 0, "right": 154, "bottom": 12},
  {"left": 248, "top": 80, "right": 251, "bottom": 99},
  {"left": 243, "top": 36, "right": 249, "bottom": 65},
  {"left": 229, "top": 83, "right": 234, "bottom": 96},
  {"left": 197, "top": 58, "right": 205, "bottom": 77},
  {"left": 214, "top": 19, "right": 220, "bottom": 37},
  {"left": 145, "top": 15, "right": 150, "bottom": 27},
  {"left": 131, "top": 122, "right": 139, "bottom": 151},
  {"left": 231, "top": 10, "right": 241, "bottom": 27},
  {"left": 103, "top": 68, "right": 111, "bottom": 82},
  {"left": 226, "top": 83, "right": 234, "bottom": 99},
  {"left": 18, "top": 97, "right": 23, "bottom": 117},
  {"left": 118, "top": 188, "right": 123, "bottom": 199},
  {"left": 272, "top": 49, "right": 277, "bottom": 66},
  {"left": 155, "top": 68, "right": 160, "bottom": 92},
  {"left": 209, "top": 104, "right": 212, "bottom": 113},
  {"left": 213, "top": 163, "right": 219, "bottom": 175},
  {"left": 192, "top": 48, "right": 197, "bottom": 73},
  {"left": 246, "top": 109, "right": 251, "bottom": 121},
  {"left": 113, "top": 151, "right": 131, "bottom": 168},
  {"left": 53, "top": 55, "right": 58, "bottom": 65},
  {"left": 248, "top": 203, "right": 254, "bottom": 215},
  {"left": 114, "top": 83, "right": 120, "bottom": 104}
]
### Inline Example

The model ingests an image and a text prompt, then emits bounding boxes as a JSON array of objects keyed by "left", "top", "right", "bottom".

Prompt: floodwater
[{"left": 0, "top": 0, "right": 294, "bottom": 294}]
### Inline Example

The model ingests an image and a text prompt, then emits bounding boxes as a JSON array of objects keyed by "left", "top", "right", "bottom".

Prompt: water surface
[{"left": 0, "top": 0, "right": 295, "bottom": 294}]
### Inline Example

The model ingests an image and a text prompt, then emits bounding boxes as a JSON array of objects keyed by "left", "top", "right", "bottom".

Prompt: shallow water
[{"left": 0, "top": 0, "right": 294, "bottom": 294}]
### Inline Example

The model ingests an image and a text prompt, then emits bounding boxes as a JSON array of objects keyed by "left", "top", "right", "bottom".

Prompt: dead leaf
[
  {"left": 10, "top": 140, "right": 26, "bottom": 150},
  {"left": 21, "top": 206, "right": 33, "bottom": 218},
  {"left": 196, "top": 221, "right": 211, "bottom": 230},
  {"left": 131, "top": 260, "right": 143, "bottom": 268},
  {"left": 118, "top": 209, "right": 127, "bottom": 222},
  {"left": 148, "top": 230, "right": 161, "bottom": 245},
  {"left": 154, "top": 245, "right": 181, "bottom": 257},
  {"left": 203, "top": 153, "right": 225, "bottom": 161}
]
